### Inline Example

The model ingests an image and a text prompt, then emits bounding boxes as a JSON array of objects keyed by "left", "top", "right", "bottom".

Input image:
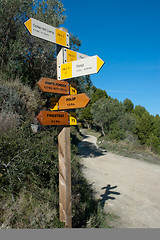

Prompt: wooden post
[
  {"left": 57, "top": 28, "right": 72, "bottom": 228},
  {"left": 58, "top": 126, "right": 72, "bottom": 228}
]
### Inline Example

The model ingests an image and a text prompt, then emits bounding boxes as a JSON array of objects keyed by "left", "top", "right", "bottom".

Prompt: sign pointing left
[
  {"left": 37, "top": 111, "right": 69, "bottom": 126},
  {"left": 24, "top": 18, "right": 69, "bottom": 48},
  {"left": 36, "top": 111, "right": 77, "bottom": 126},
  {"left": 37, "top": 77, "right": 70, "bottom": 94}
]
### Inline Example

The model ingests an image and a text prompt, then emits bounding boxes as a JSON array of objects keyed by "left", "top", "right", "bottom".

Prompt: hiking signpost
[
  {"left": 24, "top": 18, "right": 69, "bottom": 47},
  {"left": 58, "top": 93, "right": 90, "bottom": 110},
  {"left": 24, "top": 18, "right": 104, "bottom": 228},
  {"left": 58, "top": 55, "right": 104, "bottom": 80},
  {"left": 37, "top": 77, "right": 70, "bottom": 94},
  {"left": 63, "top": 48, "right": 88, "bottom": 63}
]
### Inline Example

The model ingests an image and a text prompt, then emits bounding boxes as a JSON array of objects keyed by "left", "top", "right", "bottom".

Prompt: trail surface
[{"left": 78, "top": 133, "right": 160, "bottom": 228}]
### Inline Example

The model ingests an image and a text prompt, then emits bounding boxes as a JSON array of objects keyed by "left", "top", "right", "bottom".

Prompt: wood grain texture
[
  {"left": 58, "top": 126, "right": 72, "bottom": 228},
  {"left": 57, "top": 28, "right": 72, "bottom": 228}
]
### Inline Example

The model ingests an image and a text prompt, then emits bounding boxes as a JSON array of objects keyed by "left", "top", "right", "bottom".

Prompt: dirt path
[{"left": 78, "top": 133, "right": 160, "bottom": 228}]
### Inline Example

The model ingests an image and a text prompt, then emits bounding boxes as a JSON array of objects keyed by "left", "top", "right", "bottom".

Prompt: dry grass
[
  {"left": 0, "top": 111, "right": 20, "bottom": 133},
  {"left": 0, "top": 189, "right": 62, "bottom": 229}
]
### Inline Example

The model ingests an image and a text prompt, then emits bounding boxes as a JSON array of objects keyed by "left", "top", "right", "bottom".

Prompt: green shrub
[
  {"left": 0, "top": 79, "right": 40, "bottom": 114},
  {"left": 0, "top": 122, "right": 59, "bottom": 196},
  {"left": 0, "top": 122, "right": 108, "bottom": 228}
]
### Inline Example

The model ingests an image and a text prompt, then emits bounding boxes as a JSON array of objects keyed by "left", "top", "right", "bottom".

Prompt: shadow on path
[
  {"left": 78, "top": 140, "right": 106, "bottom": 158},
  {"left": 99, "top": 185, "right": 120, "bottom": 208},
  {"left": 78, "top": 135, "right": 107, "bottom": 158}
]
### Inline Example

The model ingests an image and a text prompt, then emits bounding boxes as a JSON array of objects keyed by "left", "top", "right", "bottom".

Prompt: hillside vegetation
[
  {"left": 0, "top": 77, "right": 108, "bottom": 228},
  {"left": 0, "top": 0, "right": 108, "bottom": 228},
  {"left": 78, "top": 86, "right": 160, "bottom": 155},
  {"left": 0, "top": 0, "right": 160, "bottom": 229}
]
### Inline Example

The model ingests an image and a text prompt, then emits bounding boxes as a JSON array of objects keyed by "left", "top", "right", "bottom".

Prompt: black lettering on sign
[
  {"left": 66, "top": 97, "right": 76, "bottom": 101},
  {"left": 33, "top": 24, "right": 41, "bottom": 29},
  {"left": 62, "top": 67, "right": 70, "bottom": 71},
  {"left": 67, "top": 103, "right": 75, "bottom": 106},
  {"left": 58, "top": 33, "right": 64, "bottom": 38},
  {"left": 69, "top": 53, "right": 75, "bottom": 58},
  {"left": 76, "top": 64, "right": 84, "bottom": 68},
  {"left": 47, "top": 114, "right": 64, "bottom": 118},
  {"left": 45, "top": 81, "right": 55, "bottom": 86},
  {"left": 55, "top": 83, "right": 67, "bottom": 87}
]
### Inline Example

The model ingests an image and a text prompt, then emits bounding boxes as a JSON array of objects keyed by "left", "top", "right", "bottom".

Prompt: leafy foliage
[
  {"left": 78, "top": 86, "right": 108, "bottom": 129},
  {"left": 0, "top": 0, "right": 81, "bottom": 87},
  {"left": 123, "top": 98, "right": 134, "bottom": 113}
]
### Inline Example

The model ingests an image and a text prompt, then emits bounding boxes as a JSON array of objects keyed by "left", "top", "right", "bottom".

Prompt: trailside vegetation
[
  {"left": 0, "top": 0, "right": 108, "bottom": 228},
  {"left": 79, "top": 90, "right": 160, "bottom": 154},
  {"left": 0, "top": 0, "right": 160, "bottom": 229}
]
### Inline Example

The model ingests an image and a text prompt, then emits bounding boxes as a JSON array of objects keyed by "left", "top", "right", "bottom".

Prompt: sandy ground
[{"left": 78, "top": 133, "right": 160, "bottom": 228}]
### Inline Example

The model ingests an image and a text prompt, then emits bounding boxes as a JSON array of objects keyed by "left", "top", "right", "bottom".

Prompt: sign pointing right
[
  {"left": 58, "top": 55, "right": 104, "bottom": 80},
  {"left": 58, "top": 93, "right": 90, "bottom": 110}
]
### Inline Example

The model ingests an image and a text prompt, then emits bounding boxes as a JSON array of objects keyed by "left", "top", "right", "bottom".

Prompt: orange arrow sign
[
  {"left": 58, "top": 93, "right": 90, "bottom": 110},
  {"left": 37, "top": 111, "right": 69, "bottom": 125},
  {"left": 37, "top": 78, "right": 70, "bottom": 94}
]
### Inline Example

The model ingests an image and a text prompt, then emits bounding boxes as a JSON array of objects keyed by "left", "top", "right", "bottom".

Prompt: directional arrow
[
  {"left": 24, "top": 18, "right": 69, "bottom": 47},
  {"left": 37, "top": 111, "right": 69, "bottom": 125},
  {"left": 37, "top": 77, "right": 70, "bottom": 94},
  {"left": 58, "top": 55, "right": 104, "bottom": 80},
  {"left": 58, "top": 93, "right": 90, "bottom": 110},
  {"left": 36, "top": 111, "right": 77, "bottom": 125}
]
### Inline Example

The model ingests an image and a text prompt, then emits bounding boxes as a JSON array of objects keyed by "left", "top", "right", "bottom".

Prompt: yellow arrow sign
[
  {"left": 58, "top": 55, "right": 104, "bottom": 80},
  {"left": 24, "top": 18, "right": 69, "bottom": 48}
]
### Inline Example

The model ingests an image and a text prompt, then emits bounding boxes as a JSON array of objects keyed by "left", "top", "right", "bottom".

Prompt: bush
[
  {"left": 0, "top": 111, "right": 20, "bottom": 133},
  {"left": 0, "top": 122, "right": 59, "bottom": 196},
  {"left": 0, "top": 79, "right": 39, "bottom": 112},
  {"left": 0, "top": 189, "right": 64, "bottom": 229},
  {"left": 0, "top": 122, "right": 108, "bottom": 228}
]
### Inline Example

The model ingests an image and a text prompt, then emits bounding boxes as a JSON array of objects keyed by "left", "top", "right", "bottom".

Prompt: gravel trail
[{"left": 78, "top": 134, "right": 160, "bottom": 228}]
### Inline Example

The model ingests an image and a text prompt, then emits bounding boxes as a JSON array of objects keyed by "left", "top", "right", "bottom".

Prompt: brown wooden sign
[
  {"left": 37, "top": 77, "right": 70, "bottom": 94},
  {"left": 37, "top": 111, "right": 69, "bottom": 125},
  {"left": 58, "top": 93, "right": 90, "bottom": 110}
]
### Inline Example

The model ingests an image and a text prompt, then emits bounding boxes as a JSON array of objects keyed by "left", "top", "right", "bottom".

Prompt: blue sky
[{"left": 59, "top": 0, "right": 160, "bottom": 116}]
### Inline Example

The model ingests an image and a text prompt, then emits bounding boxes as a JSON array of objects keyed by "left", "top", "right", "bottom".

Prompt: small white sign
[{"left": 63, "top": 48, "right": 88, "bottom": 63}]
